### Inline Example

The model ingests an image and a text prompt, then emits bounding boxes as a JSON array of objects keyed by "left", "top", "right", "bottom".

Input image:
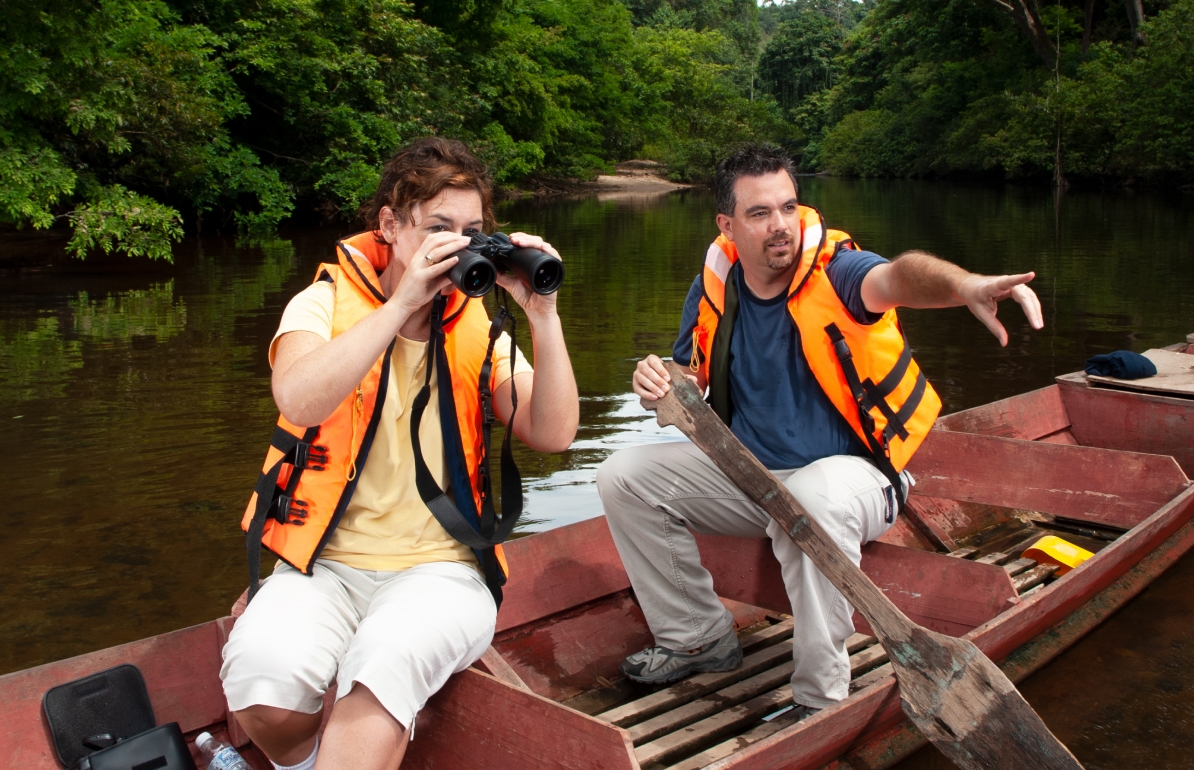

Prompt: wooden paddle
[{"left": 642, "top": 360, "right": 1083, "bottom": 770}]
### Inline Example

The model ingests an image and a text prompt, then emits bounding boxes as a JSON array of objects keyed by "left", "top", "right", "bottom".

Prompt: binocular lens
[
  {"left": 462, "top": 264, "right": 492, "bottom": 294},
  {"left": 450, "top": 253, "right": 497, "bottom": 298},
  {"left": 532, "top": 260, "right": 564, "bottom": 294}
]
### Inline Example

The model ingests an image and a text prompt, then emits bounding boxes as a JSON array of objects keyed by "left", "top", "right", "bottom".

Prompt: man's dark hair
[{"left": 714, "top": 144, "right": 799, "bottom": 217}]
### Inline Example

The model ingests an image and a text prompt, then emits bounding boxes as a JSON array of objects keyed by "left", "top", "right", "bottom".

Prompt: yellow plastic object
[{"left": 1022, "top": 535, "right": 1094, "bottom": 576}]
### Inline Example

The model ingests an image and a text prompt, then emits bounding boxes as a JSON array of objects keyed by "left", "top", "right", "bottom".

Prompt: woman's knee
[
  {"left": 221, "top": 609, "right": 342, "bottom": 714},
  {"left": 234, "top": 703, "right": 322, "bottom": 735}
]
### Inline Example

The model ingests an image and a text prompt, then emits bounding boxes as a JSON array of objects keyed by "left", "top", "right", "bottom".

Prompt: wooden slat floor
[{"left": 591, "top": 542, "right": 1079, "bottom": 770}]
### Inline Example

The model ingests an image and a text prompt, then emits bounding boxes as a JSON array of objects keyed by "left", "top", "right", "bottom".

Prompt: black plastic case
[{"left": 41, "top": 664, "right": 197, "bottom": 770}]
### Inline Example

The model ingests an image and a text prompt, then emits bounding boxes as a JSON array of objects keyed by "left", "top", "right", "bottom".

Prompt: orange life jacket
[
  {"left": 242, "top": 231, "right": 509, "bottom": 597},
  {"left": 690, "top": 205, "right": 941, "bottom": 483}
]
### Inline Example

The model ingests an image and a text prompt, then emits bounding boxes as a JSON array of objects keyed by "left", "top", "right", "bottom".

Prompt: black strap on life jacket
[
  {"left": 245, "top": 425, "right": 326, "bottom": 602},
  {"left": 824, "top": 323, "right": 909, "bottom": 509},
  {"left": 410, "top": 293, "right": 523, "bottom": 607},
  {"left": 707, "top": 262, "right": 741, "bottom": 426}
]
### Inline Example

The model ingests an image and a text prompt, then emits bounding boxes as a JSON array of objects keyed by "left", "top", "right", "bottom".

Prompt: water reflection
[
  {"left": 518, "top": 393, "right": 685, "bottom": 532},
  {"left": 71, "top": 282, "right": 187, "bottom": 343},
  {"left": 1, "top": 179, "right": 1192, "bottom": 760}
]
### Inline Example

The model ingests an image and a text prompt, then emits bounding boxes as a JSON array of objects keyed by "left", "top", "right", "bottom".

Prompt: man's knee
[{"left": 596, "top": 446, "right": 638, "bottom": 503}]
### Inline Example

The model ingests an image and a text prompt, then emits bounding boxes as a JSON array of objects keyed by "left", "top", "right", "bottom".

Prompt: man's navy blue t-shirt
[{"left": 672, "top": 250, "right": 888, "bottom": 470}]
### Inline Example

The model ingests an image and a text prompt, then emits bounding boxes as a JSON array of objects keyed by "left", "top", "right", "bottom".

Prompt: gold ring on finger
[{"left": 425, "top": 255, "right": 435, "bottom": 265}]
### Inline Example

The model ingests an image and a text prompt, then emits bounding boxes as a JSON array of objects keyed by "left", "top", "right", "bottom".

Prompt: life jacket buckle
[
  {"left": 270, "top": 494, "right": 309, "bottom": 525},
  {"left": 294, "top": 442, "right": 328, "bottom": 471},
  {"left": 480, "top": 390, "right": 496, "bottom": 427},
  {"left": 859, "top": 408, "right": 876, "bottom": 436}
]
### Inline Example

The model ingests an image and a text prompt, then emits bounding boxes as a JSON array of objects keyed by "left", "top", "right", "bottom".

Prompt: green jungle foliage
[
  {"left": 780, "top": 0, "right": 1194, "bottom": 184},
  {"left": 2, "top": 0, "right": 777, "bottom": 259},
  {"left": 3, "top": 0, "right": 1189, "bottom": 260}
]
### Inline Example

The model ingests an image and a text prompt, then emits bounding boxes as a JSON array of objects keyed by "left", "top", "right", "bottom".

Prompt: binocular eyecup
[{"left": 448, "top": 232, "right": 565, "bottom": 298}]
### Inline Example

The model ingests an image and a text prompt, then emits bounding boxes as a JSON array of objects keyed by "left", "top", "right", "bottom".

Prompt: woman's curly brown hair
[{"left": 359, "top": 137, "right": 496, "bottom": 234}]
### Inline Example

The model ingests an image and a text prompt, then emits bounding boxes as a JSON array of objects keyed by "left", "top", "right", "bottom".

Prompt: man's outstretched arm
[{"left": 860, "top": 250, "right": 1044, "bottom": 346}]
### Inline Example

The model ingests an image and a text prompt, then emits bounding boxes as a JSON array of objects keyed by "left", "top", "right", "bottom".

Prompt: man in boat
[
  {"left": 220, "top": 138, "right": 579, "bottom": 770},
  {"left": 597, "top": 143, "right": 1043, "bottom": 719}
]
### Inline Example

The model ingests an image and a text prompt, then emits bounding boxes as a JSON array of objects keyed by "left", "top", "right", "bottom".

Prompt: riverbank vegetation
[{"left": 3, "top": 0, "right": 1190, "bottom": 258}]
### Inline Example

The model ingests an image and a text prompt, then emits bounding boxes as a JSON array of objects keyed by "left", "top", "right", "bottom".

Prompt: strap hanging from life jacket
[
  {"left": 708, "top": 263, "right": 740, "bottom": 426},
  {"left": 824, "top": 323, "right": 908, "bottom": 509},
  {"left": 245, "top": 425, "right": 326, "bottom": 602},
  {"left": 411, "top": 293, "right": 523, "bottom": 607}
]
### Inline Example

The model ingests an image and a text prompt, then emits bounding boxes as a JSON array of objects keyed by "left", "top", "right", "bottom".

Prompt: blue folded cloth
[{"left": 1085, "top": 350, "right": 1158, "bottom": 379}]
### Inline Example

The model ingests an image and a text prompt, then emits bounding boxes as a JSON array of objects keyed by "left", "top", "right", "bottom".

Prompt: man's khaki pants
[{"left": 597, "top": 441, "right": 898, "bottom": 709}]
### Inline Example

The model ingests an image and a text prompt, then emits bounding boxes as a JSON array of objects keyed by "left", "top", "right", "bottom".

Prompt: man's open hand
[{"left": 956, "top": 272, "right": 1044, "bottom": 347}]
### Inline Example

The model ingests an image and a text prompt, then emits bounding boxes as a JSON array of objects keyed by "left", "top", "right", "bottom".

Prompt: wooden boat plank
[
  {"left": 948, "top": 547, "right": 978, "bottom": 559},
  {"left": 829, "top": 487, "right": 1194, "bottom": 770},
  {"left": 628, "top": 662, "right": 795, "bottom": 744},
  {"left": 1057, "top": 373, "right": 1194, "bottom": 477},
  {"left": 908, "top": 430, "right": 1190, "bottom": 530},
  {"left": 666, "top": 707, "right": 807, "bottom": 770},
  {"left": 847, "top": 645, "right": 889, "bottom": 677},
  {"left": 1013, "top": 564, "right": 1059, "bottom": 592},
  {"left": 694, "top": 536, "right": 1019, "bottom": 638},
  {"left": 934, "top": 384, "right": 1070, "bottom": 440},
  {"left": 849, "top": 663, "right": 893, "bottom": 695},
  {"left": 897, "top": 495, "right": 1008, "bottom": 545},
  {"left": 636, "top": 686, "right": 794, "bottom": 767},
  {"left": 1002, "top": 557, "right": 1037, "bottom": 577},
  {"left": 626, "top": 641, "right": 884, "bottom": 752},
  {"left": 404, "top": 668, "right": 639, "bottom": 770},
  {"left": 975, "top": 551, "right": 1010, "bottom": 565},
  {"left": 497, "top": 516, "right": 631, "bottom": 633},
  {"left": 600, "top": 622, "right": 796, "bottom": 728},
  {"left": 0, "top": 621, "right": 226, "bottom": 769}
]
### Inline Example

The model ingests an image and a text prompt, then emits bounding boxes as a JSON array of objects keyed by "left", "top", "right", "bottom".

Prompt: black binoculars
[{"left": 448, "top": 232, "right": 565, "bottom": 298}]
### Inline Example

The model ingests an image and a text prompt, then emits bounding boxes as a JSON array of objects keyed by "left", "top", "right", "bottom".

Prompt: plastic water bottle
[{"left": 195, "top": 732, "right": 250, "bottom": 770}]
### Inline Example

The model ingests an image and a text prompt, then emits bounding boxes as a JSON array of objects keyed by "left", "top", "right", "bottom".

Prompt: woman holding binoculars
[{"left": 220, "top": 137, "right": 579, "bottom": 770}]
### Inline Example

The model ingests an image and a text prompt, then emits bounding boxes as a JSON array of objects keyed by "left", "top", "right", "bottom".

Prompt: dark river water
[{"left": 2, "top": 178, "right": 1192, "bottom": 768}]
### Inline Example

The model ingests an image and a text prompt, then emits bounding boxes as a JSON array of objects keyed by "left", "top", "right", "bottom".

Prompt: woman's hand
[
  {"left": 493, "top": 232, "right": 562, "bottom": 322},
  {"left": 389, "top": 231, "right": 470, "bottom": 311}
]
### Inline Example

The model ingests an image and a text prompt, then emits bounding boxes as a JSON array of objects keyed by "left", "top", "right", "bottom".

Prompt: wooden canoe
[{"left": 4, "top": 351, "right": 1193, "bottom": 770}]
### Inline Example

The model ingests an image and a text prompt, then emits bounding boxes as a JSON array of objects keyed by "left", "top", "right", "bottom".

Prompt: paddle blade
[{"left": 891, "top": 628, "right": 1083, "bottom": 769}]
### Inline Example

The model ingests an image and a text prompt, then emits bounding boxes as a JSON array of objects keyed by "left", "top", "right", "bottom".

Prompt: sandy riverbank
[{"left": 501, "top": 159, "right": 694, "bottom": 200}]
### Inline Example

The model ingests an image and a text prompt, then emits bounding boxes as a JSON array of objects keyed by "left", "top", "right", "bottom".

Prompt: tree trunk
[
  {"left": 1082, "top": 0, "right": 1095, "bottom": 53},
  {"left": 984, "top": 0, "right": 1056, "bottom": 67},
  {"left": 1124, "top": 0, "right": 1147, "bottom": 45}
]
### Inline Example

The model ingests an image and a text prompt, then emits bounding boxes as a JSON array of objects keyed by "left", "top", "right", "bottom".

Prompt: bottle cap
[{"left": 195, "top": 732, "right": 214, "bottom": 749}]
